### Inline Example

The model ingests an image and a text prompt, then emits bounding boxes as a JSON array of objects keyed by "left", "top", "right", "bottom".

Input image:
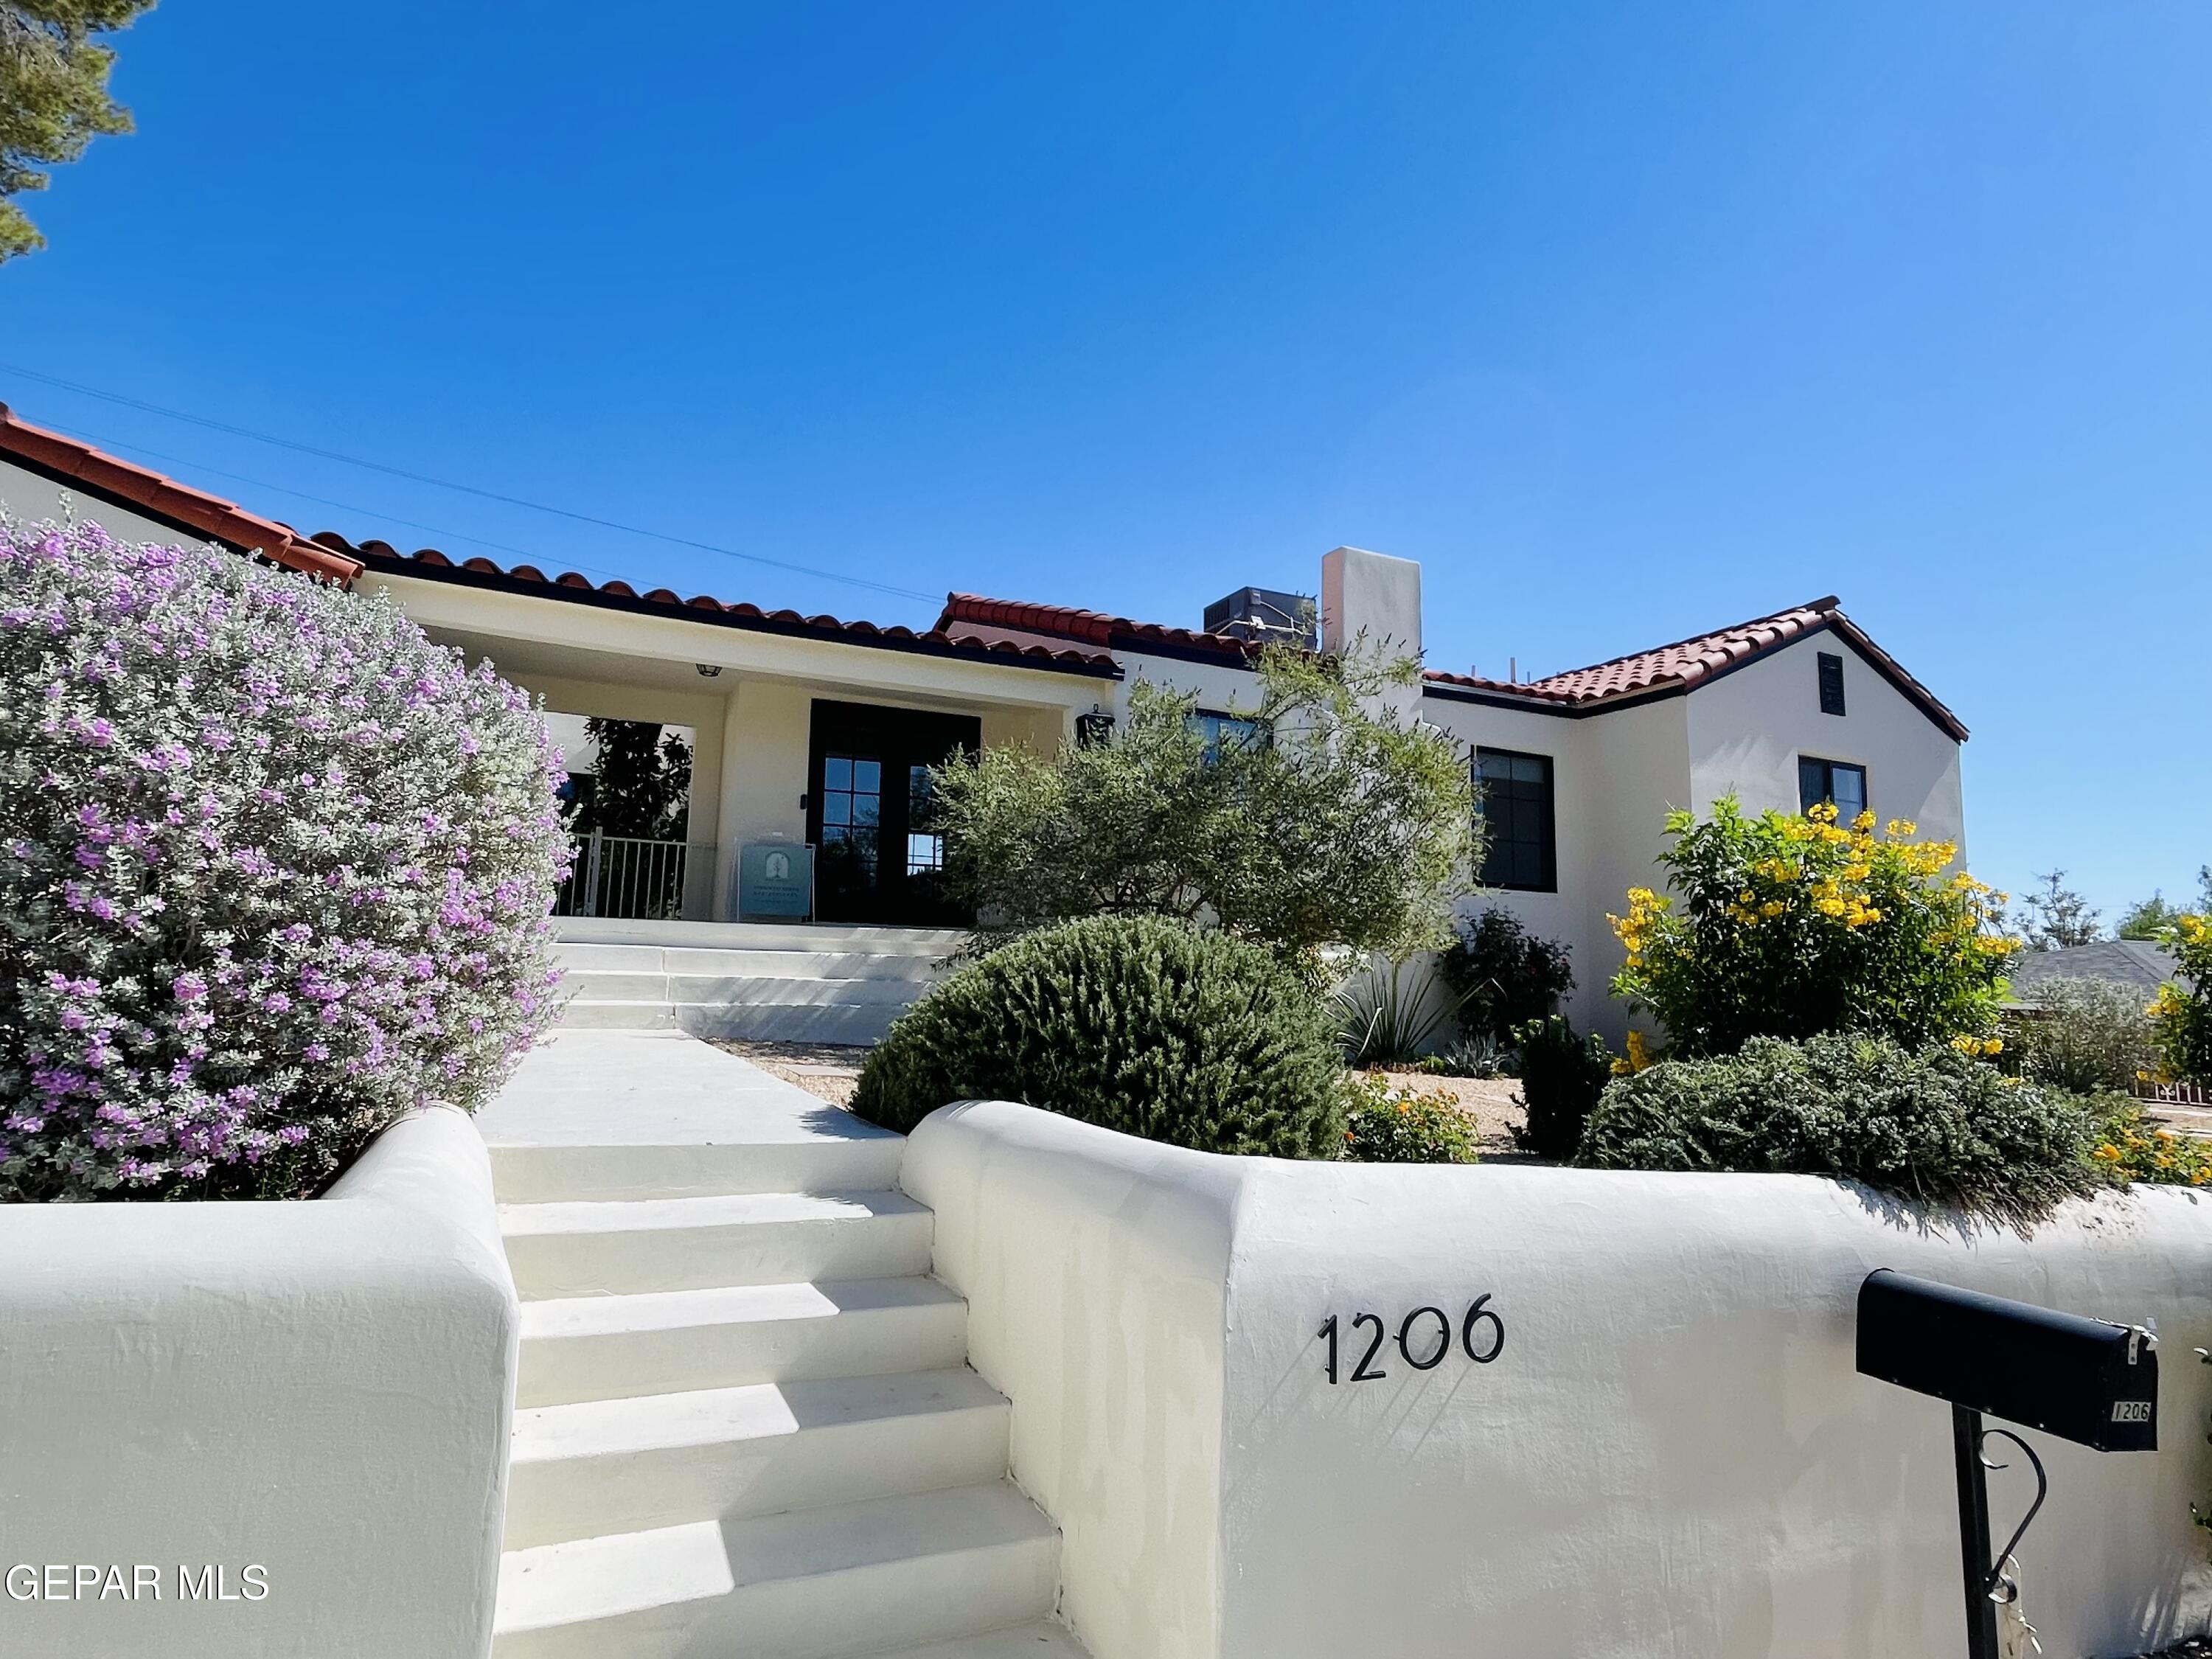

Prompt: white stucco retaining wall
[
  {"left": 0, "top": 1107, "right": 519, "bottom": 1659},
  {"left": 906, "top": 1103, "right": 2212, "bottom": 1659}
]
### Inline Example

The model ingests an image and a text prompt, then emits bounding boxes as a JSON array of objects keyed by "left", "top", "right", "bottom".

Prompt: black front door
[{"left": 807, "top": 700, "right": 981, "bottom": 925}]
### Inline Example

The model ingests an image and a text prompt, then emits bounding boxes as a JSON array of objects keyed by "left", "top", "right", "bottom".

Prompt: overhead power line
[
  {"left": 0, "top": 361, "right": 940, "bottom": 605},
  {"left": 46, "top": 421, "right": 639, "bottom": 588}
]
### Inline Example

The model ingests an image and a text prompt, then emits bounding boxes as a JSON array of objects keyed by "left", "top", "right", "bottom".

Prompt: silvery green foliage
[{"left": 0, "top": 518, "right": 569, "bottom": 1200}]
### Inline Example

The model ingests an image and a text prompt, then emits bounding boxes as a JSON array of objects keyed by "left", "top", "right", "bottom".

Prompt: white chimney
[{"left": 1321, "top": 546, "right": 1424, "bottom": 717}]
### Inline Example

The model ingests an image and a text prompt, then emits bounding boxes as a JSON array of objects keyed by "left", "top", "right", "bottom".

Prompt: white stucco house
[{"left": 0, "top": 401, "right": 1967, "bottom": 1038}]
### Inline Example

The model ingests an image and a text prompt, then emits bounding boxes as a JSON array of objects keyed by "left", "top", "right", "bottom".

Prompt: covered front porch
[{"left": 357, "top": 552, "right": 1119, "bottom": 933}]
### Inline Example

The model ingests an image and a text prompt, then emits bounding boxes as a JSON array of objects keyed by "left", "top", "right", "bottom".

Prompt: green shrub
[
  {"left": 2008, "top": 978, "right": 2159, "bottom": 1096},
  {"left": 851, "top": 915, "right": 1346, "bottom": 1158},
  {"left": 1579, "top": 1032, "right": 2101, "bottom": 1222},
  {"left": 1439, "top": 908, "right": 1574, "bottom": 1044},
  {"left": 1342, "top": 1071, "right": 1481, "bottom": 1164},
  {"left": 2086, "top": 1095, "right": 2212, "bottom": 1187},
  {"left": 1610, "top": 798, "right": 2017, "bottom": 1058},
  {"left": 1511, "top": 1015, "right": 1613, "bottom": 1159}
]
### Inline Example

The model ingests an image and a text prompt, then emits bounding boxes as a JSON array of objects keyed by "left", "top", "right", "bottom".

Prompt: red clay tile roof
[
  {"left": 950, "top": 585, "right": 1966, "bottom": 740},
  {"left": 0, "top": 400, "right": 1959, "bottom": 732},
  {"left": 936, "top": 593, "right": 1263, "bottom": 664},
  {"left": 319, "top": 535, "right": 1121, "bottom": 678},
  {"left": 1424, "top": 595, "right": 1967, "bottom": 740},
  {"left": 0, "top": 403, "right": 363, "bottom": 584}
]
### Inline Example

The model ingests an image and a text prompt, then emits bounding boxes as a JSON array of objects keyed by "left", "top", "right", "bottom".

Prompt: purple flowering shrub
[{"left": 0, "top": 520, "right": 570, "bottom": 1200}]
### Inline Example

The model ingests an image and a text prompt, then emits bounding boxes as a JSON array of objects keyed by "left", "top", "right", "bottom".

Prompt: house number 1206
[{"left": 1318, "top": 1297, "right": 1504, "bottom": 1384}]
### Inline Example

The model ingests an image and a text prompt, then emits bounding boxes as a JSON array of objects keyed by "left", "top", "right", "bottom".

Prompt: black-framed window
[
  {"left": 819, "top": 754, "right": 883, "bottom": 875},
  {"left": 1798, "top": 756, "right": 1867, "bottom": 821},
  {"left": 1818, "top": 651, "right": 1846, "bottom": 717},
  {"left": 1189, "top": 710, "right": 1268, "bottom": 766},
  {"left": 1476, "top": 748, "right": 1557, "bottom": 891}
]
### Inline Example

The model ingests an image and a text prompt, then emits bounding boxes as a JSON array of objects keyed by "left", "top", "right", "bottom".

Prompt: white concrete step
[
  {"left": 551, "top": 933, "right": 955, "bottom": 1038},
  {"left": 558, "top": 998, "right": 678, "bottom": 1030},
  {"left": 504, "top": 1368, "right": 1010, "bottom": 1549},
  {"left": 663, "top": 971, "right": 939, "bottom": 1006},
  {"left": 673, "top": 1001, "right": 908, "bottom": 1046},
  {"left": 501, "top": 1190, "right": 933, "bottom": 1300},
  {"left": 560, "top": 957, "right": 944, "bottom": 995},
  {"left": 518, "top": 1278, "right": 970, "bottom": 1408},
  {"left": 492, "top": 1135, "right": 902, "bottom": 1206},
  {"left": 554, "top": 920, "right": 966, "bottom": 957},
  {"left": 493, "top": 1481, "right": 1060, "bottom": 1659},
  {"left": 866, "top": 1624, "right": 1093, "bottom": 1658}
]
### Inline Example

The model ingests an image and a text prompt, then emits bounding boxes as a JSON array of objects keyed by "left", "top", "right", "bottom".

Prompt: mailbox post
[{"left": 1857, "top": 1270, "right": 2159, "bottom": 1659}]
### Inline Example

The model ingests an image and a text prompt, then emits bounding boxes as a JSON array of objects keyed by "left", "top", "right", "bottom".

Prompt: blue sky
[{"left": 5, "top": 1, "right": 2208, "bottom": 921}]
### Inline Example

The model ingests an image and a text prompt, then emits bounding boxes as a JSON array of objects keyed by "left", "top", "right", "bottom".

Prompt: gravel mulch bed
[
  {"left": 713, "top": 1038, "right": 868, "bottom": 1107},
  {"left": 1364, "top": 1070, "right": 1537, "bottom": 1159},
  {"left": 716, "top": 1040, "right": 1545, "bottom": 1163}
]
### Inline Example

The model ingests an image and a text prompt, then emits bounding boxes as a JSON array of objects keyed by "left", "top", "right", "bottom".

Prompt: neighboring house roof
[
  {"left": 318, "top": 535, "right": 1121, "bottom": 678},
  {"left": 936, "top": 593, "right": 1262, "bottom": 667},
  {"left": 0, "top": 403, "right": 364, "bottom": 585},
  {"left": 1425, "top": 595, "right": 1969, "bottom": 741},
  {"left": 2006, "top": 939, "right": 2180, "bottom": 1001}
]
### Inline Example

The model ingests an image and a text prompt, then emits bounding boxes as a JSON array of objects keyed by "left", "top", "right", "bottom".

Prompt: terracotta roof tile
[
  {"left": 317, "top": 534, "right": 1120, "bottom": 678},
  {"left": 0, "top": 400, "right": 1960, "bottom": 734},
  {"left": 1422, "top": 595, "right": 1967, "bottom": 740},
  {"left": 1520, "top": 597, "right": 1843, "bottom": 700},
  {"left": 936, "top": 592, "right": 1262, "bottom": 664},
  {"left": 0, "top": 403, "right": 362, "bottom": 584}
]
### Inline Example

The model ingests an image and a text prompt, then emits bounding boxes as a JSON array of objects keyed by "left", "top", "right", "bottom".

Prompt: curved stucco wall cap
[{"left": 0, "top": 1106, "right": 518, "bottom": 1659}]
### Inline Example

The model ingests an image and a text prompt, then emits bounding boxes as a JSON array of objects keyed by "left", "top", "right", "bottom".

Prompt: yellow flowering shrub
[
  {"left": 1609, "top": 796, "right": 2019, "bottom": 1057},
  {"left": 2147, "top": 914, "right": 2212, "bottom": 1085},
  {"left": 2089, "top": 1097, "right": 2212, "bottom": 1186}
]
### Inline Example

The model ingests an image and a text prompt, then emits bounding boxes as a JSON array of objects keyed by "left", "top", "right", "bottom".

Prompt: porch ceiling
[{"left": 429, "top": 625, "right": 1071, "bottom": 717}]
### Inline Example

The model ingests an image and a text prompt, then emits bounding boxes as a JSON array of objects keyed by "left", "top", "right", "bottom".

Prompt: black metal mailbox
[
  {"left": 1856, "top": 1268, "right": 2160, "bottom": 1659},
  {"left": 1857, "top": 1267, "right": 2158, "bottom": 1451}
]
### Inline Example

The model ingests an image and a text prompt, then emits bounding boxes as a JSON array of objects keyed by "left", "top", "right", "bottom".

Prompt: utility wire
[
  {"left": 0, "top": 360, "right": 941, "bottom": 605},
  {"left": 45, "top": 420, "right": 641, "bottom": 588}
]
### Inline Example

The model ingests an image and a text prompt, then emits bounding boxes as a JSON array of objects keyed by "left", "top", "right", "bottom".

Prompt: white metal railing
[
  {"left": 2135, "top": 1077, "right": 2212, "bottom": 1110},
  {"left": 555, "top": 832, "right": 715, "bottom": 921}
]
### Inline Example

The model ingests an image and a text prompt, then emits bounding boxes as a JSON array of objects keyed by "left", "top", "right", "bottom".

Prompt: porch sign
[{"left": 740, "top": 841, "right": 813, "bottom": 920}]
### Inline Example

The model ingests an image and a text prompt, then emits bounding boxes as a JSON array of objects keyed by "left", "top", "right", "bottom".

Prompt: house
[
  {"left": 0, "top": 401, "right": 1969, "bottom": 1040},
  {"left": 2005, "top": 939, "right": 2180, "bottom": 1006}
]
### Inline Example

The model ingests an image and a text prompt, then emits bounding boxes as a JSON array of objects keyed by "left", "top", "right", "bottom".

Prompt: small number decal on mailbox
[
  {"left": 1318, "top": 1296, "right": 1504, "bottom": 1384},
  {"left": 2112, "top": 1400, "right": 2153, "bottom": 1423}
]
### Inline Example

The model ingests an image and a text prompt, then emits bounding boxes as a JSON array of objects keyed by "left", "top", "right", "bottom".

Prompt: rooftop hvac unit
[{"left": 1202, "top": 585, "right": 1316, "bottom": 648}]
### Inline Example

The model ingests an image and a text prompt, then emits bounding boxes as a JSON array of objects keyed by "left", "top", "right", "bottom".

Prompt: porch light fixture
[
  {"left": 695, "top": 664, "right": 723, "bottom": 678},
  {"left": 1076, "top": 708, "right": 1115, "bottom": 748}
]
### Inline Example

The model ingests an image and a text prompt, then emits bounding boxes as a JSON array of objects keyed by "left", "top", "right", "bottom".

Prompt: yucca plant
[{"left": 1333, "top": 958, "right": 1467, "bottom": 1067}]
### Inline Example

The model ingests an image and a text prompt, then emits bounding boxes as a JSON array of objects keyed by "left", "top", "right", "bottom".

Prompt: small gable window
[
  {"left": 1476, "top": 748, "right": 1557, "bottom": 892},
  {"left": 1798, "top": 756, "right": 1867, "bottom": 822},
  {"left": 1818, "top": 651, "right": 1846, "bottom": 717}
]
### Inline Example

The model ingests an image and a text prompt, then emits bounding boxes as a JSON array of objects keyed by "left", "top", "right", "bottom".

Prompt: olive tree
[{"left": 927, "top": 642, "right": 1478, "bottom": 966}]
